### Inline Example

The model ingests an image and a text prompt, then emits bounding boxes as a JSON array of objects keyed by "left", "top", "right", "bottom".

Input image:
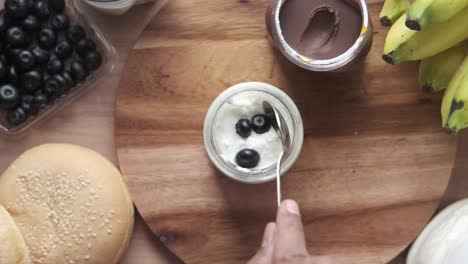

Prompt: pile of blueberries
[
  {"left": 235, "top": 114, "right": 271, "bottom": 169},
  {"left": 0, "top": 0, "right": 102, "bottom": 127}
]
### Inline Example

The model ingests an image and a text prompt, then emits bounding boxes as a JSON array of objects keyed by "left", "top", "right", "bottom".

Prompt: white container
[
  {"left": 407, "top": 198, "right": 468, "bottom": 264},
  {"left": 83, "top": 0, "right": 156, "bottom": 15},
  {"left": 203, "top": 82, "right": 304, "bottom": 184}
]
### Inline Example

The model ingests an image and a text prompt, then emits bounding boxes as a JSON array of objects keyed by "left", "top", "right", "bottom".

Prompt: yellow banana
[
  {"left": 406, "top": 0, "right": 468, "bottom": 31},
  {"left": 383, "top": 14, "right": 417, "bottom": 55},
  {"left": 383, "top": 6, "right": 468, "bottom": 64},
  {"left": 380, "top": 0, "right": 406, "bottom": 26},
  {"left": 419, "top": 41, "right": 468, "bottom": 93},
  {"left": 441, "top": 55, "right": 468, "bottom": 133}
]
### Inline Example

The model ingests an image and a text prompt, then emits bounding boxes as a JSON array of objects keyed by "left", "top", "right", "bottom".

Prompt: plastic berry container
[{"left": 0, "top": 0, "right": 116, "bottom": 135}]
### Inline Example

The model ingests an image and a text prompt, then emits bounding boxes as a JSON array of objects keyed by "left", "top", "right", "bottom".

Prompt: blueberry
[
  {"left": 21, "top": 14, "right": 40, "bottom": 32},
  {"left": 53, "top": 74, "right": 66, "bottom": 89},
  {"left": 0, "top": 84, "right": 20, "bottom": 109},
  {"left": 25, "top": 0, "right": 34, "bottom": 9},
  {"left": 6, "top": 48, "right": 21, "bottom": 61},
  {"left": 54, "top": 40, "right": 72, "bottom": 59},
  {"left": 47, "top": 58, "right": 64, "bottom": 74},
  {"left": 20, "top": 70, "right": 42, "bottom": 92},
  {"left": 62, "top": 71, "right": 75, "bottom": 90},
  {"left": 264, "top": 105, "right": 279, "bottom": 131},
  {"left": 0, "top": 13, "right": 9, "bottom": 33},
  {"left": 31, "top": 46, "right": 50, "bottom": 64},
  {"left": 235, "top": 149, "right": 260, "bottom": 169},
  {"left": 6, "top": 26, "right": 26, "bottom": 47},
  {"left": 69, "top": 60, "right": 88, "bottom": 82},
  {"left": 5, "top": 0, "right": 29, "bottom": 19},
  {"left": 20, "top": 94, "right": 33, "bottom": 113},
  {"left": 33, "top": 0, "right": 50, "bottom": 18},
  {"left": 83, "top": 51, "right": 102, "bottom": 71},
  {"left": 49, "top": 0, "right": 65, "bottom": 13},
  {"left": 236, "top": 119, "right": 252, "bottom": 138},
  {"left": 37, "top": 27, "right": 56, "bottom": 48},
  {"left": 23, "top": 33, "right": 33, "bottom": 46},
  {"left": 16, "top": 50, "right": 36, "bottom": 70},
  {"left": 66, "top": 25, "right": 85, "bottom": 43},
  {"left": 7, "top": 107, "right": 27, "bottom": 126},
  {"left": 30, "top": 93, "right": 48, "bottom": 114},
  {"left": 75, "top": 38, "right": 96, "bottom": 56},
  {"left": 251, "top": 114, "right": 271, "bottom": 134},
  {"left": 0, "top": 60, "right": 7, "bottom": 80},
  {"left": 44, "top": 75, "right": 65, "bottom": 96},
  {"left": 50, "top": 14, "right": 69, "bottom": 31},
  {"left": 8, "top": 65, "right": 19, "bottom": 84}
]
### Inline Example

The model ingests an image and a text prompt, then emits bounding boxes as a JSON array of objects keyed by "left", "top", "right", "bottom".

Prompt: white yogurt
[{"left": 213, "top": 93, "right": 283, "bottom": 171}]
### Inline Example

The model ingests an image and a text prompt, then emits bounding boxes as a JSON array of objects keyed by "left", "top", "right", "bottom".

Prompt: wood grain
[{"left": 115, "top": 0, "right": 457, "bottom": 263}]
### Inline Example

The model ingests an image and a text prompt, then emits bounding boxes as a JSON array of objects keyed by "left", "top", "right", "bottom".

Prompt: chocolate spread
[{"left": 279, "top": 0, "right": 363, "bottom": 60}]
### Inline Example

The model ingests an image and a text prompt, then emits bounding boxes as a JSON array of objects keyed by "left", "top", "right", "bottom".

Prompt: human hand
[{"left": 248, "top": 200, "right": 332, "bottom": 264}]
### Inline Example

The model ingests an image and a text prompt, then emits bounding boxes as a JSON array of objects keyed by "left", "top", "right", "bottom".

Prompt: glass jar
[
  {"left": 265, "top": 0, "right": 373, "bottom": 72},
  {"left": 204, "top": 82, "right": 304, "bottom": 184}
]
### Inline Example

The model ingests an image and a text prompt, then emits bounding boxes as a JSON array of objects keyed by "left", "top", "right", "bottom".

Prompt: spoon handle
[{"left": 276, "top": 151, "right": 283, "bottom": 207}]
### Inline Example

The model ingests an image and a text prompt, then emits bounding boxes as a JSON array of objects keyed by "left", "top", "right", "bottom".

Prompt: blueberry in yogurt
[
  {"left": 236, "top": 149, "right": 260, "bottom": 169},
  {"left": 252, "top": 114, "right": 271, "bottom": 134},
  {"left": 236, "top": 118, "right": 252, "bottom": 138}
]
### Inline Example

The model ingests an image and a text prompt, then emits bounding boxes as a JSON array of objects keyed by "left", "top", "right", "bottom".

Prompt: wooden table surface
[{"left": 0, "top": 1, "right": 467, "bottom": 264}]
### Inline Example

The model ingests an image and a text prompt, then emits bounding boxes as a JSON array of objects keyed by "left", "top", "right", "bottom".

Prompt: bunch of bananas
[{"left": 379, "top": 0, "right": 468, "bottom": 133}]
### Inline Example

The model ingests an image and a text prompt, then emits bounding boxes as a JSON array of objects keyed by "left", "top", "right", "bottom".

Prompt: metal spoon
[{"left": 263, "top": 101, "right": 290, "bottom": 207}]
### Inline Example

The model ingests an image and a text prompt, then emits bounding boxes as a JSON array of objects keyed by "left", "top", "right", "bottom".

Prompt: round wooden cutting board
[{"left": 115, "top": 0, "right": 457, "bottom": 263}]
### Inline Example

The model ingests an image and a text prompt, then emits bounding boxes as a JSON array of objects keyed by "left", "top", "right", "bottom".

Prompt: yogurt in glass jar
[{"left": 204, "top": 82, "right": 304, "bottom": 184}]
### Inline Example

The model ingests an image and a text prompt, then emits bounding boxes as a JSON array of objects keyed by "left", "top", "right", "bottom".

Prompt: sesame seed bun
[
  {"left": 0, "top": 144, "right": 134, "bottom": 264},
  {"left": 0, "top": 205, "right": 31, "bottom": 264}
]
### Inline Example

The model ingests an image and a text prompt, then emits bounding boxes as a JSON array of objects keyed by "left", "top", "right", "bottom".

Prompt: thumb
[
  {"left": 247, "top": 222, "right": 276, "bottom": 264},
  {"left": 274, "top": 199, "right": 308, "bottom": 259}
]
